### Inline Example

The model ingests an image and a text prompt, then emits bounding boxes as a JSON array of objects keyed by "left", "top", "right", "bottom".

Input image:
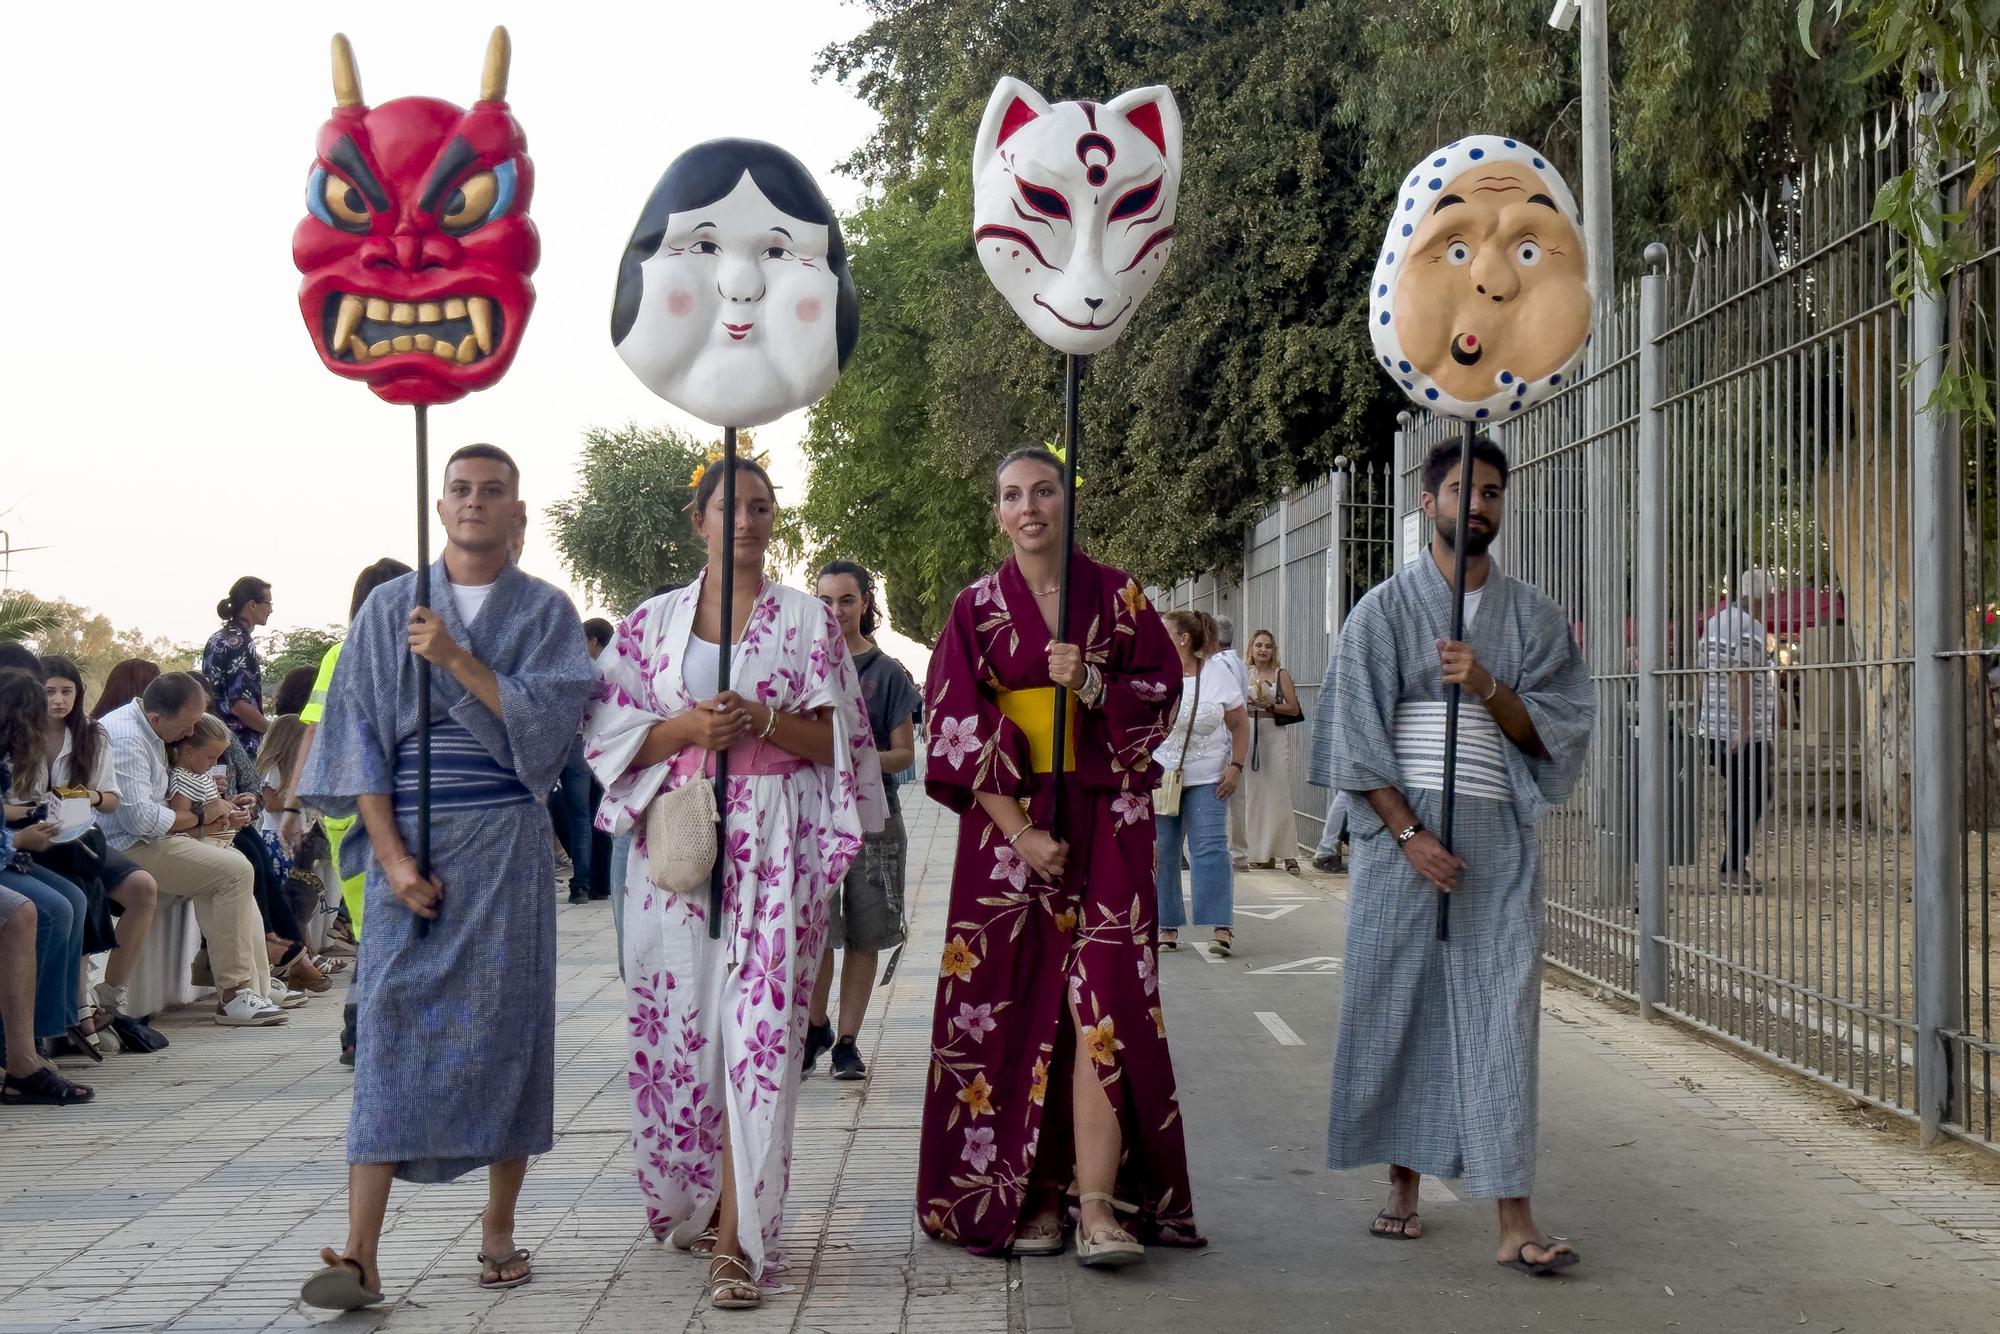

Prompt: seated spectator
[
  {"left": 169, "top": 715, "right": 322, "bottom": 1000},
  {"left": 274, "top": 666, "right": 316, "bottom": 719},
  {"left": 90, "top": 659, "right": 161, "bottom": 721},
  {"left": 99, "top": 672, "right": 288, "bottom": 1027},
  {"left": 3, "top": 878, "right": 93, "bottom": 1103},
  {"left": 28, "top": 656, "right": 161, "bottom": 1032},
  {"left": 203, "top": 578, "right": 274, "bottom": 758},
  {"left": 0, "top": 663, "right": 94, "bottom": 1093}
]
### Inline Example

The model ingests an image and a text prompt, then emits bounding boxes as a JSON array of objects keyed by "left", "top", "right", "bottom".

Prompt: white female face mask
[
  {"left": 612, "top": 142, "right": 857, "bottom": 428},
  {"left": 971, "top": 78, "right": 1182, "bottom": 355}
]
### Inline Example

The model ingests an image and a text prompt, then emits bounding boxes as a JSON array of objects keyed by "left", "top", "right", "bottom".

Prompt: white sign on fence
[{"left": 1400, "top": 511, "right": 1422, "bottom": 567}]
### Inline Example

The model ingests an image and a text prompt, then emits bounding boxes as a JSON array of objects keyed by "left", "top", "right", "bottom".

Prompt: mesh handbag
[{"left": 645, "top": 773, "right": 718, "bottom": 895}]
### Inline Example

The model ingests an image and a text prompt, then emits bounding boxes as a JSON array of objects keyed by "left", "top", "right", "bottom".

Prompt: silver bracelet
[{"left": 1480, "top": 674, "right": 1501, "bottom": 703}]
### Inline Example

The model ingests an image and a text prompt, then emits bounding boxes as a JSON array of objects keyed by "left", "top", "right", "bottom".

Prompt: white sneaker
[
  {"left": 92, "top": 981, "right": 129, "bottom": 1017},
  {"left": 267, "top": 979, "right": 311, "bottom": 1009},
  {"left": 216, "top": 991, "right": 287, "bottom": 1026}
]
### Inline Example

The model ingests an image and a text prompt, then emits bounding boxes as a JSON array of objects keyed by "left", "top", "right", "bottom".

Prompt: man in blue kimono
[
  {"left": 297, "top": 444, "right": 596, "bottom": 1310},
  {"left": 1324, "top": 436, "right": 1594, "bottom": 1277}
]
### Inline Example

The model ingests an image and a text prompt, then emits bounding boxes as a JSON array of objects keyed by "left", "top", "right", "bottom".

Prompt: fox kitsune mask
[{"left": 972, "top": 78, "right": 1182, "bottom": 355}]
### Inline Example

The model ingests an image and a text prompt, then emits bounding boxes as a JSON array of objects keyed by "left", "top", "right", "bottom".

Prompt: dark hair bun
[{"left": 216, "top": 599, "right": 233, "bottom": 620}]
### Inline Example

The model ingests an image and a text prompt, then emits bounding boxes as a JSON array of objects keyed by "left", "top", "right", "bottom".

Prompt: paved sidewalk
[{"left": 4, "top": 797, "right": 2000, "bottom": 1332}]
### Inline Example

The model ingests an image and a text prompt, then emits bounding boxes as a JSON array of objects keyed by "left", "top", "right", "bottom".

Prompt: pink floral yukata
[{"left": 584, "top": 574, "right": 884, "bottom": 1283}]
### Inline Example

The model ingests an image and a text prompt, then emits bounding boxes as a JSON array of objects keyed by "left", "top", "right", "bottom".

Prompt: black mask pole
[
  {"left": 1048, "top": 353, "right": 1086, "bottom": 839},
  {"left": 414, "top": 404, "right": 434, "bottom": 939},
  {"left": 1437, "top": 417, "right": 1477, "bottom": 942},
  {"left": 708, "top": 428, "right": 737, "bottom": 941}
]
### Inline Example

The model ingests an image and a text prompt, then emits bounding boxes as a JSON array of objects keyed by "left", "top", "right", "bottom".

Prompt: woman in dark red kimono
[{"left": 917, "top": 448, "right": 1204, "bottom": 1267}]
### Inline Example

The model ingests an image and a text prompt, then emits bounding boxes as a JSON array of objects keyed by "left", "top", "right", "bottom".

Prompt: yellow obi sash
[{"left": 996, "top": 686, "right": 1078, "bottom": 774}]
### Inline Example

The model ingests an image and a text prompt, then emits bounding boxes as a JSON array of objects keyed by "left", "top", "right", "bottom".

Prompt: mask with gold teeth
[{"left": 292, "top": 27, "right": 539, "bottom": 406}]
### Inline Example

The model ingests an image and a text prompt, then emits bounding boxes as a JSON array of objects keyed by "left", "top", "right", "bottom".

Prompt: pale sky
[{"left": 1, "top": 3, "right": 932, "bottom": 673}]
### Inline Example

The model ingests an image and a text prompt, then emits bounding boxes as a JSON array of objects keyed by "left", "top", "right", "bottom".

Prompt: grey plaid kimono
[{"left": 1324, "top": 558, "right": 1592, "bottom": 1197}]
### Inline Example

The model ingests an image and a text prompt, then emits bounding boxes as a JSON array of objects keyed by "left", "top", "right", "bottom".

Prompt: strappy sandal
[
  {"left": 1211, "top": 929, "right": 1234, "bottom": 958},
  {"left": 1498, "top": 1240, "right": 1579, "bottom": 1277},
  {"left": 1, "top": 1065, "right": 95, "bottom": 1105},
  {"left": 477, "top": 1247, "right": 533, "bottom": 1290},
  {"left": 708, "top": 1253, "right": 762, "bottom": 1309},
  {"left": 1073, "top": 1192, "right": 1145, "bottom": 1269},
  {"left": 1159, "top": 931, "right": 1179, "bottom": 952},
  {"left": 299, "top": 1248, "right": 383, "bottom": 1310},
  {"left": 672, "top": 1225, "right": 719, "bottom": 1256}
]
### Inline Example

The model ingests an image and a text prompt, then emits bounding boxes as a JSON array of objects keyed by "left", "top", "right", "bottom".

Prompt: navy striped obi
[{"left": 393, "top": 720, "right": 534, "bottom": 815}]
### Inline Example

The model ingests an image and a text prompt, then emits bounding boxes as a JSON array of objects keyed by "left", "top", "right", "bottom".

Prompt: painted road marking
[
  {"left": 1255, "top": 1011, "right": 1305, "bottom": 1046},
  {"left": 1190, "top": 941, "right": 1222, "bottom": 963},
  {"left": 1247, "top": 956, "right": 1343, "bottom": 975},
  {"left": 1236, "top": 904, "right": 1303, "bottom": 921},
  {"left": 1419, "top": 1174, "right": 1459, "bottom": 1203}
]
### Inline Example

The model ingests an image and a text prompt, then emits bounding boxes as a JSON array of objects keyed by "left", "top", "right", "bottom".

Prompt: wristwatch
[{"left": 1395, "top": 822, "right": 1424, "bottom": 845}]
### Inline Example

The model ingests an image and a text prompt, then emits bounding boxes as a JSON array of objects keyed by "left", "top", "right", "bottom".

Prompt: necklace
[{"left": 1032, "top": 585, "right": 1060, "bottom": 596}]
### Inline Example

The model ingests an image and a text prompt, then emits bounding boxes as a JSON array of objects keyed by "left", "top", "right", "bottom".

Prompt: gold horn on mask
[
  {"left": 479, "top": 26, "right": 511, "bottom": 103},
  {"left": 331, "top": 33, "right": 363, "bottom": 108}
]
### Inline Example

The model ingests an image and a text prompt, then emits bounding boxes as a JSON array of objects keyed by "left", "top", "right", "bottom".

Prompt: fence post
[
  {"left": 1636, "top": 243, "right": 1669, "bottom": 1016},
  {"left": 1327, "top": 461, "right": 1348, "bottom": 644},
  {"left": 1909, "top": 108, "right": 1963, "bottom": 1146}
]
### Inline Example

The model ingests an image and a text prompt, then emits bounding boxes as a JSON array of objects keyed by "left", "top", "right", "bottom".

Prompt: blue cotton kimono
[
  {"left": 1324, "top": 558, "right": 1592, "bottom": 1197},
  {"left": 300, "top": 561, "right": 595, "bottom": 1183}
]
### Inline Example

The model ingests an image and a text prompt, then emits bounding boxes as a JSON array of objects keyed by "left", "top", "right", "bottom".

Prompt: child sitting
[{"left": 167, "top": 715, "right": 253, "bottom": 848}]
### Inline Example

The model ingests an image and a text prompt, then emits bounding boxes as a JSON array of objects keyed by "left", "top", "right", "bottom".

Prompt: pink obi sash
[{"left": 666, "top": 733, "right": 812, "bottom": 784}]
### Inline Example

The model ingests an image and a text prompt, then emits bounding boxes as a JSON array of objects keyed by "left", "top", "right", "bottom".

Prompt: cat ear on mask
[
  {"left": 974, "top": 77, "right": 1055, "bottom": 177},
  {"left": 1104, "top": 84, "right": 1181, "bottom": 164}
]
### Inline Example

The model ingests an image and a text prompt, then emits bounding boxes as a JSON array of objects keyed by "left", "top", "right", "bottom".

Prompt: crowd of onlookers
[
  {"left": 0, "top": 578, "right": 367, "bottom": 1106},
  {"left": 0, "top": 565, "right": 630, "bottom": 1109}
]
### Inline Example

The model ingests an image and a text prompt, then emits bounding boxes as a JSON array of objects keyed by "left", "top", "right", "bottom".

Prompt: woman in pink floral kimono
[
  {"left": 916, "top": 448, "right": 1204, "bottom": 1268},
  {"left": 584, "top": 458, "right": 883, "bottom": 1310}
]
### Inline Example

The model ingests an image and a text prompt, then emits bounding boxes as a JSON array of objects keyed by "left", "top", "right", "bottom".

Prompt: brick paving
[{"left": 3, "top": 798, "right": 1998, "bottom": 1332}]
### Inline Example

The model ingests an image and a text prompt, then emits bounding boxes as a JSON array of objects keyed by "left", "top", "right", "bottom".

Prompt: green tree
[
  {"left": 546, "top": 424, "right": 714, "bottom": 616},
  {"left": 261, "top": 625, "right": 344, "bottom": 685},
  {"left": 14, "top": 593, "right": 197, "bottom": 695},
  {"left": 0, "top": 591, "right": 60, "bottom": 644},
  {"left": 805, "top": 0, "right": 1890, "bottom": 638}
]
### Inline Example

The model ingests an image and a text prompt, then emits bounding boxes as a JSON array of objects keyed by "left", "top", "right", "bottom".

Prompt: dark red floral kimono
[{"left": 916, "top": 552, "right": 1204, "bottom": 1255}]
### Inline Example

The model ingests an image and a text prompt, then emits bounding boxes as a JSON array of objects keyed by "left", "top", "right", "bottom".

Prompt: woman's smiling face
[
  {"left": 1392, "top": 160, "right": 1590, "bottom": 403},
  {"left": 619, "top": 171, "right": 841, "bottom": 428}
]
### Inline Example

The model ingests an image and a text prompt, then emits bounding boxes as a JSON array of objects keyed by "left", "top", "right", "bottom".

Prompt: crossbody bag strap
[{"left": 1171, "top": 666, "right": 1202, "bottom": 779}]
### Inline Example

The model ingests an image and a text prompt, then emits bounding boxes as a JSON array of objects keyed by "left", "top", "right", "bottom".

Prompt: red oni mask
[{"left": 292, "top": 28, "right": 538, "bottom": 407}]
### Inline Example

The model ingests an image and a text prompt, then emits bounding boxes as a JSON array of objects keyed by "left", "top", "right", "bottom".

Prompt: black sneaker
[
  {"left": 802, "top": 1020, "right": 835, "bottom": 1074},
  {"left": 339, "top": 1044, "right": 356, "bottom": 1068},
  {"left": 1311, "top": 851, "right": 1346, "bottom": 874},
  {"left": 567, "top": 887, "right": 589, "bottom": 904},
  {"left": 830, "top": 1036, "right": 868, "bottom": 1081}
]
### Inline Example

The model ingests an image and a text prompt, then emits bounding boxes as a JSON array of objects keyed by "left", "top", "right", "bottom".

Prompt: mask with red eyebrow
[
  {"left": 291, "top": 28, "right": 539, "bottom": 407},
  {"left": 971, "top": 77, "right": 1182, "bottom": 355}
]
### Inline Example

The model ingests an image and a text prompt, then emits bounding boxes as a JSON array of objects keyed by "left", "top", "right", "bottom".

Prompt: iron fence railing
[{"left": 1159, "top": 107, "right": 1999, "bottom": 1154}]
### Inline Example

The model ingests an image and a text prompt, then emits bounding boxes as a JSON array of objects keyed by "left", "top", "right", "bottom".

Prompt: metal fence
[
  {"left": 1161, "top": 107, "right": 2000, "bottom": 1153},
  {"left": 1155, "top": 460, "right": 1395, "bottom": 850}
]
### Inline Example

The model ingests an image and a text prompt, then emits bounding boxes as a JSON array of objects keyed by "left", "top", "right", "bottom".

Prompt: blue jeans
[
  {"left": 608, "top": 834, "right": 631, "bottom": 981},
  {"left": 1155, "top": 782, "right": 1234, "bottom": 929},
  {"left": 550, "top": 736, "right": 595, "bottom": 894},
  {"left": 0, "top": 864, "right": 85, "bottom": 1039}
]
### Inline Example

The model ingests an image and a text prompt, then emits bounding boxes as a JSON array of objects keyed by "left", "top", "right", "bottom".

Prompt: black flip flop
[
  {"left": 1498, "top": 1241, "right": 1579, "bottom": 1276},
  {"left": 1369, "top": 1211, "right": 1420, "bottom": 1240}
]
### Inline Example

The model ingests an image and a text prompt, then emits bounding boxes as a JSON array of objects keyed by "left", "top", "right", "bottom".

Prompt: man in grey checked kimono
[
  {"left": 1324, "top": 436, "right": 1594, "bottom": 1276},
  {"left": 296, "top": 445, "right": 596, "bottom": 1310}
]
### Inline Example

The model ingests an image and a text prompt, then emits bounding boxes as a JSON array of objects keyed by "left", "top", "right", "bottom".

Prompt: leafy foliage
[
  {"left": 260, "top": 625, "right": 344, "bottom": 685},
  {"left": 12, "top": 593, "right": 197, "bottom": 695},
  {"left": 0, "top": 592, "right": 61, "bottom": 645},
  {"left": 545, "top": 423, "right": 714, "bottom": 617},
  {"left": 1802, "top": 0, "right": 2000, "bottom": 420},
  {"left": 805, "top": 0, "right": 1891, "bottom": 643}
]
